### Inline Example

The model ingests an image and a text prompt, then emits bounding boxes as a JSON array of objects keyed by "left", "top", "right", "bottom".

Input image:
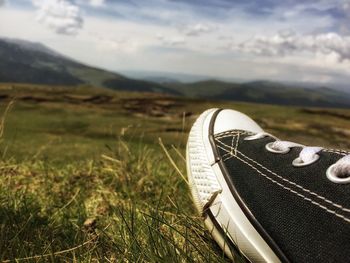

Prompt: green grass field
[{"left": 0, "top": 83, "right": 349, "bottom": 262}]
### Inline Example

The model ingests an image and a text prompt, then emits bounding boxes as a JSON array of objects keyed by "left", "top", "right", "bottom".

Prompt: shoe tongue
[{"left": 214, "top": 109, "right": 264, "bottom": 135}]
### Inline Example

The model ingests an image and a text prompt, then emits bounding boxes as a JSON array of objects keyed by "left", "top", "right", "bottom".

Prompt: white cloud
[
  {"left": 180, "top": 23, "right": 216, "bottom": 37},
  {"left": 339, "top": 1, "right": 350, "bottom": 35},
  {"left": 156, "top": 34, "right": 186, "bottom": 46},
  {"left": 0, "top": 0, "right": 6, "bottom": 6},
  {"left": 2, "top": 1, "right": 350, "bottom": 85},
  {"left": 95, "top": 36, "right": 139, "bottom": 53},
  {"left": 235, "top": 31, "right": 350, "bottom": 62},
  {"left": 89, "top": 0, "right": 105, "bottom": 7},
  {"left": 32, "top": 0, "right": 83, "bottom": 35}
]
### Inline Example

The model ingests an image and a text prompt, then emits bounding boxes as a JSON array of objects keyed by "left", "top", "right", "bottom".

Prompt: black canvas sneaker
[{"left": 186, "top": 108, "right": 350, "bottom": 263}]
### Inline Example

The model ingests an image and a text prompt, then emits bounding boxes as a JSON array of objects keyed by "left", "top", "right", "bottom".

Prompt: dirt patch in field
[
  {"left": 19, "top": 95, "right": 56, "bottom": 103},
  {"left": 0, "top": 91, "right": 194, "bottom": 121},
  {"left": 1, "top": 93, "right": 115, "bottom": 106},
  {"left": 121, "top": 98, "right": 193, "bottom": 119},
  {"left": 331, "top": 127, "right": 350, "bottom": 137},
  {"left": 300, "top": 108, "right": 350, "bottom": 120},
  {"left": 0, "top": 94, "right": 9, "bottom": 100},
  {"left": 63, "top": 94, "right": 113, "bottom": 104}
]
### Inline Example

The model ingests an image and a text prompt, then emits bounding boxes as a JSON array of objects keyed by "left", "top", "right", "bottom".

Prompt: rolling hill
[
  {"left": 166, "top": 80, "right": 350, "bottom": 108},
  {"left": 0, "top": 37, "right": 349, "bottom": 108},
  {"left": 0, "top": 37, "right": 178, "bottom": 95}
]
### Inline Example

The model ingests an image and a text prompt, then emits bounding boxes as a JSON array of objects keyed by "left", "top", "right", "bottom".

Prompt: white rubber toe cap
[{"left": 214, "top": 109, "right": 264, "bottom": 135}]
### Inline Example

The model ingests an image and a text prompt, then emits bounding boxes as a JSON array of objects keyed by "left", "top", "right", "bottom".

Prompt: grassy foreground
[
  {"left": 0, "top": 84, "right": 349, "bottom": 262},
  {"left": 0, "top": 139, "right": 235, "bottom": 262}
]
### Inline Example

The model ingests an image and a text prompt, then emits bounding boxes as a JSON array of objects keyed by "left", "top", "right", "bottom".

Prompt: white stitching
[
  {"left": 325, "top": 148, "right": 350, "bottom": 154},
  {"left": 215, "top": 130, "right": 246, "bottom": 136},
  {"left": 215, "top": 131, "right": 350, "bottom": 156},
  {"left": 215, "top": 131, "right": 249, "bottom": 140},
  {"left": 216, "top": 139, "right": 350, "bottom": 213},
  {"left": 215, "top": 143, "right": 350, "bottom": 223},
  {"left": 221, "top": 132, "right": 242, "bottom": 158},
  {"left": 221, "top": 152, "right": 231, "bottom": 160},
  {"left": 215, "top": 138, "right": 350, "bottom": 214},
  {"left": 223, "top": 155, "right": 233, "bottom": 162},
  {"left": 230, "top": 134, "right": 235, "bottom": 155},
  {"left": 215, "top": 131, "right": 240, "bottom": 137},
  {"left": 234, "top": 133, "right": 240, "bottom": 156},
  {"left": 322, "top": 149, "right": 348, "bottom": 156}
]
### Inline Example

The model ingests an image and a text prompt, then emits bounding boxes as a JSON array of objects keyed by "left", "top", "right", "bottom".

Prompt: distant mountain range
[
  {"left": 0, "top": 37, "right": 349, "bottom": 108},
  {"left": 119, "top": 70, "right": 222, "bottom": 83},
  {"left": 0, "top": 37, "right": 178, "bottom": 95},
  {"left": 120, "top": 70, "right": 350, "bottom": 94},
  {"left": 170, "top": 80, "right": 350, "bottom": 108}
]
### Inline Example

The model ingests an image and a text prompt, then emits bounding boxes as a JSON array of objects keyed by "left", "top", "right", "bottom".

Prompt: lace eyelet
[
  {"left": 265, "top": 142, "right": 290, "bottom": 154},
  {"left": 292, "top": 154, "right": 320, "bottom": 167},
  {"left": 326, "top": 164, "right": 350, "bottom": 184}
]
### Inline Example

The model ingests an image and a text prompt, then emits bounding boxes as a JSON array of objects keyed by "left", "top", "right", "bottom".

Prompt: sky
[{"left": 0, "top": 0, "right": 350, "bottom": 85}]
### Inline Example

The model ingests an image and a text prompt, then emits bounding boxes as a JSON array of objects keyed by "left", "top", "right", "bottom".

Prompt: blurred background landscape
[{"left": 0, "top": 0, "right": 349, "bottom": 261}]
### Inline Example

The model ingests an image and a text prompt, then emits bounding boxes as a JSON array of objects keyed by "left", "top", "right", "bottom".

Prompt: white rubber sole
[{"left": 186, "top": 109, "right": 281, "bottom": 263}]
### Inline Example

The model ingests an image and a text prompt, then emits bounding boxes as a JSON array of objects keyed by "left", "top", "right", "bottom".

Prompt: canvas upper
[{"left": 212, "top": 129, "right": 350, "bottom": 262}]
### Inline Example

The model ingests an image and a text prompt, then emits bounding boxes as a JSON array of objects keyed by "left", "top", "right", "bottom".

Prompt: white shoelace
[{"left": 245, "top": 132, "right": 350, "bottom": 184}]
